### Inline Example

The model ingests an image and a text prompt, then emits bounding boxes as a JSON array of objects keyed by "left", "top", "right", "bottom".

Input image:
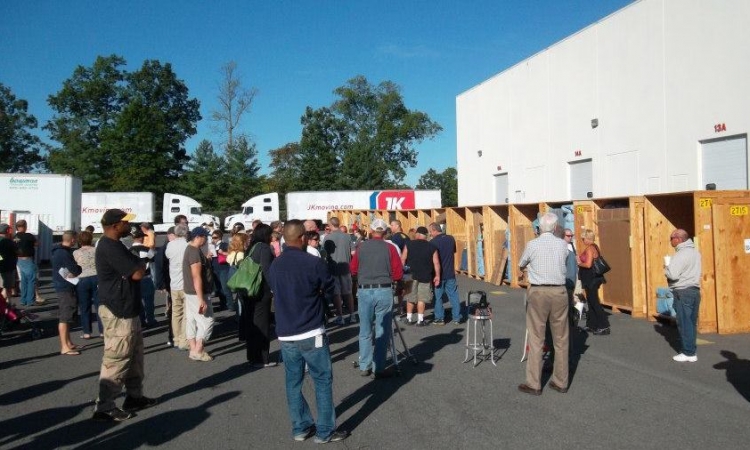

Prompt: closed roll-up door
[
  {"left": 569, "top": 159, "right": 593, "bottom": 200},
  {"left": 702, "top": 135, "right": 748, "bottom": 190}
]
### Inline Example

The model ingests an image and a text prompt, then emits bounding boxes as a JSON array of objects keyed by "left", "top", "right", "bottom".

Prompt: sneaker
[
  {"left": 294, "top": 425, "right": 316, "bottom": 442},
  {"left": 673, "top": 353, "right": 697, "bottom": 362},
  {"left": 433, "top": 319, "right": 445, "bottom": 325},
  {"left": 415, "top": 321, "right": 429, "bottom": 327},
  {"left": 92, "top": 407, "right": 134, "bottom": 422},
  {"left": 452, "top": 320, "right": 463, "bottom": 325},
  {"left": 403, "top": 318, "right": 416, "bottom": 325},
  {"left": 166, "top": 340, "right": 174, "bottom": 348},
  {"left": 333, "top": 316, "right": 345, "bottom": 326},
  {"left": 314, "top": 430, "right": 349, "bottom": 444},
  {"left": 122, "top": 395, "right": 158, "bottom": 412}
]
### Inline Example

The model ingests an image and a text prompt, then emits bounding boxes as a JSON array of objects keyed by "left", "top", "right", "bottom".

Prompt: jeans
[
  {"left": 139, "top": 276, "right": 156, "bottom": 326},
  {"left": 673, "top": 287, "right": 701, "bottom": 356},
  {"left": 211, "top": 259, "right": 228, "bottom": 308},
  {"left": 76, "top": 275, "right": 102, "bottom": 335},
  {"left": 280, "top": 335, "right": 336, "bottom": 440},
  {"left": 218, "top": 264, "right": 234, "bottom": 311},
  {"left": 357, "top": 287, "right": 393, "bottom": 373},
  {"left": 433, "top": 278, "right": 462, "bottom": 321},
  {"left": 16, "top": 259, "right": 36, "bottom": 306}
]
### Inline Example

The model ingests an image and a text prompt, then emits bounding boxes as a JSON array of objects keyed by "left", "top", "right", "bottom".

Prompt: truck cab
[
  {"left": 162, "top": 193, "right": 219, "bottom": 228},
  {"left": 224, "top": 193, "right": 279, "bottom": 231}
]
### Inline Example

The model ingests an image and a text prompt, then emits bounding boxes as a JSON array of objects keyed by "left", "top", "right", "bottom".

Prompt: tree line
[{"left": 0, "top": 55, "right": 458, "bottom": 213}]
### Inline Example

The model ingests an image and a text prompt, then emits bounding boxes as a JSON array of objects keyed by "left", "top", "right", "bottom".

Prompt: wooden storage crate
[
  {"left": 484, "top": 205, "right": 510, "bottom": 285},
  {"left": 509, "top": 203, "right": 540, "bottom": 288},
  {"left": 466, "top": 206, "right": 485, "bottom": 279},
  {"left": 644, "top": 190, "right": 750, "bottom": 334},
  {"left": 446, "top": 207, "right": 468, "bottom": 274},
  {"left": 573, "top": 197, "right": 647, "bottom": 317}
]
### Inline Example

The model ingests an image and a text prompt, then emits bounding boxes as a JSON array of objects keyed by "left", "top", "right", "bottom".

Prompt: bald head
[{"left": 283, "top": 219, "right": 306, "bottom": 249}]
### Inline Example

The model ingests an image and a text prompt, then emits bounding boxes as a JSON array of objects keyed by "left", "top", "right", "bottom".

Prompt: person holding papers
[{"left": 51, "top": 230, "right": 83, "bottom": 355}]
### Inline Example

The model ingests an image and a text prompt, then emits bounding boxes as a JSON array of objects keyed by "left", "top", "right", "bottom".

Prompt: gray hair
[
  {"left": 174, "top": 223, "right": 189, "bottom": 238},
  {"left": 538, "top": 212, "right": 559, "bottom": 234}
]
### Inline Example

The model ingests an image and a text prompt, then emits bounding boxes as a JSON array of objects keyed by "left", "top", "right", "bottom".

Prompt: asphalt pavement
[{"left": 2, "top": 270, "right": 750, "bottom": 450}]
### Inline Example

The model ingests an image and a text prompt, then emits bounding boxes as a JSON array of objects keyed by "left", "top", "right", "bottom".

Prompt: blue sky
[{"left": 1, "top": 0, "right": 633, "bottom": 186}]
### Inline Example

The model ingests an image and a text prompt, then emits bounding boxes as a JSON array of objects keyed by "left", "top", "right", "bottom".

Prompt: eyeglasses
[{"left": 564, "top": 234, "right": 573, "bottom": 238}]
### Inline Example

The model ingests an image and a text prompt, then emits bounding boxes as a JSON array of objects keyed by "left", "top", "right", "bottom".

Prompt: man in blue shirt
[
  {"left": 428, "top": 223, "right": 463, "bottom": 325},
  {"left": 268, "top": 220, "right": 348, "bottom": 444}
]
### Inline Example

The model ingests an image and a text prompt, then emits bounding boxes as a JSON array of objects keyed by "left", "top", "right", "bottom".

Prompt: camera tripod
[
  {"left": 351, "top": 299, "right": 418, "bottom": 376},
  {"left": 389, "top": 306, "right": 418, "bottom": 373}
]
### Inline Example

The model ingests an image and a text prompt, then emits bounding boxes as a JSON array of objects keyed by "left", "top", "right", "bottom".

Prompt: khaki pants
[
  {"left": 94, "top": 305, "right": 144, "bottom": 412},
  {"left": 525, "top": 286, "right": 569, "bottom": 390},
  {"left": 170, "top": 290, "right": 187, "bottom": 347}
]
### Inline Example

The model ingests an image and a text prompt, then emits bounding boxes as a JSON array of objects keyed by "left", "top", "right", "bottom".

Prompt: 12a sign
[{"left": 714, "top": 123, "right": 727, "bottom": 133}]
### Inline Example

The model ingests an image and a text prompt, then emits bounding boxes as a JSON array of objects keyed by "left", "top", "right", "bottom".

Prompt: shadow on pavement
[
  {"left": 713, "top": 350, "right": 750, "bottom": 403},
  {"left": 653, "top": 323, "right": 681, "bottom": 353},
  {"left": 0, "top": 371, "right": 98, "bottom": 406},
  {"left": 336, "top": 328, "right": 463, "bottom": 432}
]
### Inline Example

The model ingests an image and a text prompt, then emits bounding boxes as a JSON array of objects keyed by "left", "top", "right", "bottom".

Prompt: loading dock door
[
  {"left": 570, "top": 159, "right": 593, "bottom": 200},
  {"left": 494, "top": 173, "right": 509, "bottom": 204},
  {"left": 702, "top": 135, "right": 748, "bottom": 189}
]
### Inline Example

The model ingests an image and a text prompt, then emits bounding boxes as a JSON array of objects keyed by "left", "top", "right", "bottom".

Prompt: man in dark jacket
[
  {"left": 268, "top": 220, "right": 347, "bottom": 444},
  {"left": 51, "top": 230, "right": 82, "bottom": 355}
]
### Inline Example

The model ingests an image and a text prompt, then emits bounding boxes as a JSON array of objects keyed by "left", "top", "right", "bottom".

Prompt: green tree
[
  {"left": 416, "top": 167, "right": 457, "bottom": 207},
  {"left": 267, "top": 142, "right": 302, "bottom": 194},
  {"left": 0, "top": 83, "right": 46, "bottom": 172},
  {"left": 221, "top": 136, "right": 261, "bottom": 211},
  {"left": 44, "top": 55, "right": 200, "bottom": 193},
  {"left": 181, "top": 139, "right": 225, "bottom": 208},
  {"left": 298, "top": 107, "right": 344, "bottom": 190},
  {"left": 332, "top": 76, "right": 442, "bottom": 188}
]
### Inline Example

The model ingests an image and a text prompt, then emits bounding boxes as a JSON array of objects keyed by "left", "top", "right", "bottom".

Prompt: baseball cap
[
  {"left": 0, "top": 223, "right": 10, "bottom": 234},
  {"left": 416, "top": 226, "right": 429, "bottom": 236},
  {"left": 190, "top": 226, "right": 210, "bottom": 239},
  {"left": 101, "top": 209, "right": 136, "bottom": 226},
  {"left": 370, "top": 219, "right": 388, "bottom": 231}
]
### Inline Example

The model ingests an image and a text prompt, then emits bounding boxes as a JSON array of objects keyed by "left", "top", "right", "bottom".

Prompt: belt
[
  {"left": 358, "top": 283, "right": 392, "bottom": 289},
  {"left": 530, "top": 284, "right": 564, "bottom": 287}
]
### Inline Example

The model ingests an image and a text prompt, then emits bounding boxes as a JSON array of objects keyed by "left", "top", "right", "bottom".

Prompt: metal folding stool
[{"left": 463, "top": 290, "right": 496, "bottom": 367}]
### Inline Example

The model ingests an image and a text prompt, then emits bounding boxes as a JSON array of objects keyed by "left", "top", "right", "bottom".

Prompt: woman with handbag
[
  {"left": 577, "top": 229, "right": 611, "bottom": 335},
  {"left": 243, "top": 224, "right": 277, "bottom": 368}
]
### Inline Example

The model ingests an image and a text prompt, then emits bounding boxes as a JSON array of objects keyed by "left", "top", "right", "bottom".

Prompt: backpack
[{"left": 226, "top": 243, "right": 262, "bottom": 296}]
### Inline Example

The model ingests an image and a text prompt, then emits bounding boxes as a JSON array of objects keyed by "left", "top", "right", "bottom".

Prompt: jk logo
[{"left": 385, "top": 197, "right": 405, "bottom": 209}]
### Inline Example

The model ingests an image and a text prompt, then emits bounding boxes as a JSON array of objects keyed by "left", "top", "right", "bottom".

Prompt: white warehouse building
[{"left": 456, "top": 0, "right": 750, "bottom": 207}]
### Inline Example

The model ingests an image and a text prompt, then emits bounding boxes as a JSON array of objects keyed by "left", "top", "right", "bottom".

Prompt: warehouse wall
[{"left": 457, "top": 0, "right": 750, "bottom": 206}]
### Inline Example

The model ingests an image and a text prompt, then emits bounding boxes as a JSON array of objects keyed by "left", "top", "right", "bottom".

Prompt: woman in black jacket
[{"left": 243, "top": 224, "right": 276, "bottom": 367}]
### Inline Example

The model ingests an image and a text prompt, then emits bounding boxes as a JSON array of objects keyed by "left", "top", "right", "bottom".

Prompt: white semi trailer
[{"left": 224, "top": 190, "right": 442, "bottom": 230}]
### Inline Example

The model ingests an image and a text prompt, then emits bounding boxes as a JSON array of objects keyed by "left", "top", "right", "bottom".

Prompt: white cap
[{"left": 370, "top": 219, "right": 388, "bottom": 231}]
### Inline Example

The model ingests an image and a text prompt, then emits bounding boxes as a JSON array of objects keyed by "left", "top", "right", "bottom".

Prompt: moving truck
[
  {"left": 82, "top": 192, "right": 155, "bottom": 233},
  {"left": 0, "top": 173, "right": 82, "bottom": 233},
  {"left": 82, "top": 192, "right": 219, "bottom": 232},
  {"left": 224, "top": 190, "right": 442, "bottom": 230}
]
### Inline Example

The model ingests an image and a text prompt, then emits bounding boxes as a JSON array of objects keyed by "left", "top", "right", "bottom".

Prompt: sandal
[
  {"left": 80, "top": 334, "right": 92, "bottom": 339},
  {"left": 61, "top": 349, "right": 81, "bottom": 356},
  {"left": 189, "top": 352, "right": 214, "bottom": 362}
]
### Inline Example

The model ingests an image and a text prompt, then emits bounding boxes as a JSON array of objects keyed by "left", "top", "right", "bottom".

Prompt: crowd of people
[{"left": 0, "top": 210, "right": 702, "bottom": 443}]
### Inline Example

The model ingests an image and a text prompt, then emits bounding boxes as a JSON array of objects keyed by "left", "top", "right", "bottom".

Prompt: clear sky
[{"left": 1, "top": 0, "right": 633, "bottom": 186}]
